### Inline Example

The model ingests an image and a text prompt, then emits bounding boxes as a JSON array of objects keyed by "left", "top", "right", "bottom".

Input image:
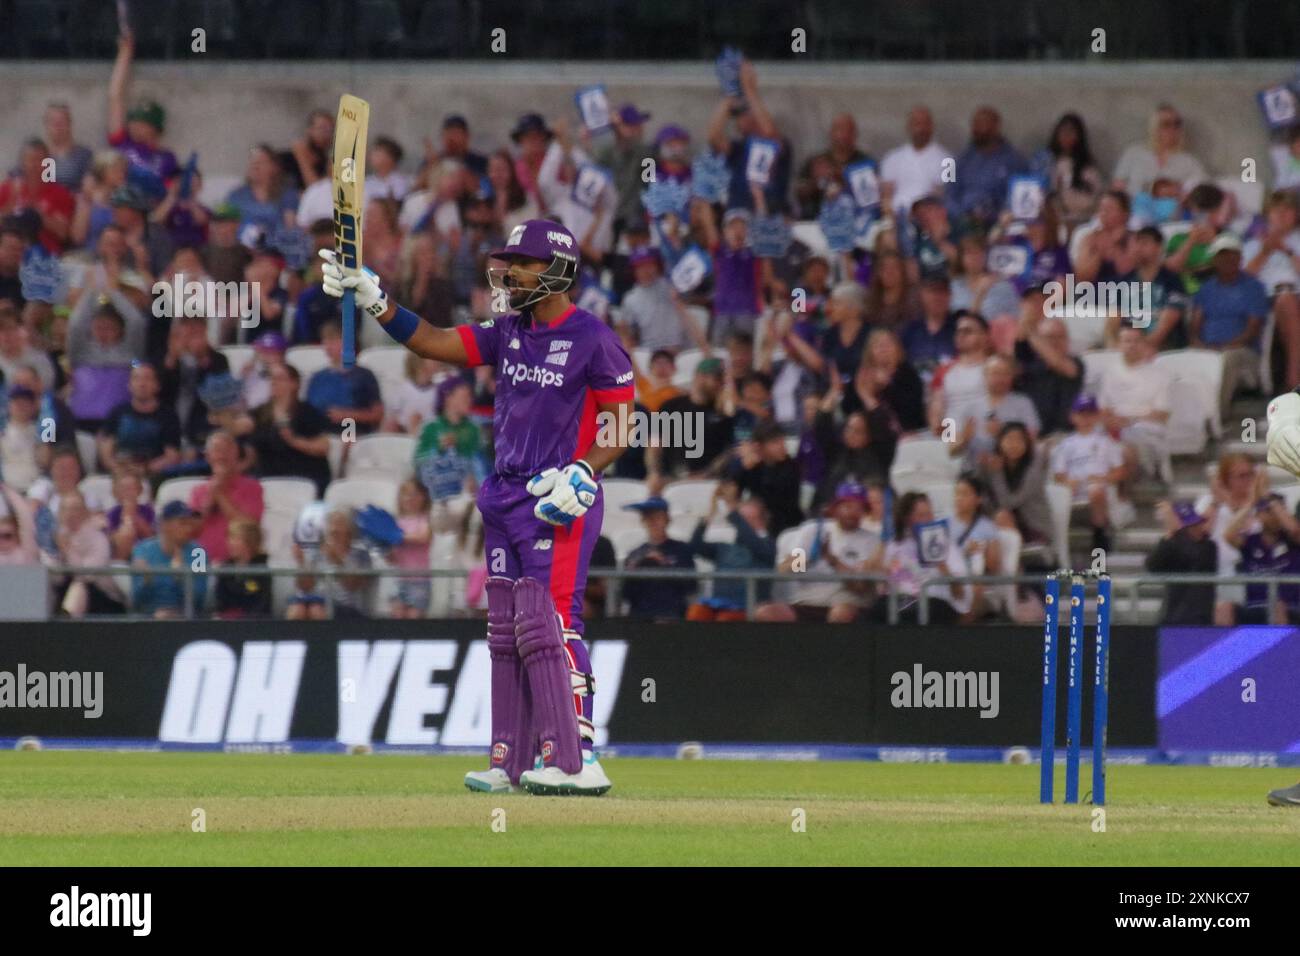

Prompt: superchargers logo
[{"left": 159, "top": 639, "right": 627, "bottom": 746}]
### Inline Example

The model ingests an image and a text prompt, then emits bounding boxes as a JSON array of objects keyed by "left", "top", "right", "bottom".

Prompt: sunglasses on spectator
[{"left": 1159, "top": 117, "right": 1182, "bottom": 128}]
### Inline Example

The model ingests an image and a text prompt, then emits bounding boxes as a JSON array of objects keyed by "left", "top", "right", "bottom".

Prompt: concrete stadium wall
[{"left": 1, "top": 60, "right": 1289, "bottom": 186}]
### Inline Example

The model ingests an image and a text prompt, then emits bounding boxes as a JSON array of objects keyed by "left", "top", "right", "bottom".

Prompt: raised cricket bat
[{"left": 333, "top": 94, "right": 370, "bottom": 367}]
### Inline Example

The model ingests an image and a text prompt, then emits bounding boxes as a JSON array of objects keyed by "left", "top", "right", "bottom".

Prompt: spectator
[
  {"left": 880, "top": 105, "right": 953, "bottom": 217},
  {"left": 130, "top": 501, "right": 206, "bottom": 618},
  {"left": 1013, "top": 296, "right": 1082, "bottom": 436},
  {"left": 1069, "top": 190, "right": 1133, "bottom": 284},
  {"left": 428, "top": 114, "right": 487, "bottom": 178},
  {"left": 0, "top": 139, "right": 74, "bottom": 253},
  {"left": 1243, "top": 191, "right": 1300, "bottom": 390},
  {"left": 1189, "top": 233, "right": 1269, "bottom": 422},
  {"left": 1099, "top": 322, "right": 1172, "bottom": 482},
  {"left": 812, "top": 407, "right": 891, "bottom": 508},
  {"left": 398, "top": 232, "right": 455, "bottom": 329},
  {"left": 0, "top": 385, "right": 44, "bottom": 492},
  {"left": 203, "top": 203, "right": 251, "bottom": 285},
  {"left": 0, "top": 481, "right": 39, "bottom": 567},
  {"left": 1050, "top": 394, "right": 1128, "bottom": 554},
  {"left": 225, "top": 144, "right": 298, "bottom": 248},
  {"left": 900, "top": 275, "right": 958, "bottom": 385},
  {"left": 1007, "top": 209, "right": 1071, "bottom": 296},
  {"left": 106, "top": 470, "right": 154, "bottom": 561},
  {"left": 1109, "top": 225, "right": 1190, "bottom": 350},
  {"left": 1112, "top": 104, "right": 1207, "bottom": 196},
  {"left": 1200, "top": 452, "right": 1264, "bottom": 626},
  {"left": 41, "top": 102, "right": 94, "bottom": 194},
  {"left": 952, "top": 354, "right": 1041, "bottom": 469},
  {"left": 1146, "top": 500, "right": 1217, "bottom": 625},
  {"left": 928, "top": 311, "right": 994, "bottom": 435},
  {"left": 951, "top": 472, "right": 1005, "bottom": 621},
  {"left": 947, "top": 106, "right": 1028, "bottom": 232},
  {"left": 650, "top": 358, "right": 734, "bottom": 483},
  {"left": 287, "top": 108, "right": 333, "bottom": 189},
  {"left": 726, "top": 420, "right": 802, "bottom": 536},
  {"left": 951, "top": 235, "right": 1020, "bottom": 327},
  {"left": 413, "top": 378, "right": 482, "bottom": 505},
  {"left": 108, "top": 184, "right": 171, "bottom": 279},
  {"left": 725, "top": 371, "right": 775, "bottom": 439},
  {"left": 852, "top": 328, "right": 926, "bottom": 432},
  {"left": 106, "top": 33, "right": 178, "bottom": 192},
  {"left": 249, "top": 363, "right": 332, "bottom": 496},
  {"left": 901, "top": 196, "right": 958, "bottom": 283},
  {"left": 863, "top": 250, "right": 922, "bottom": 331},
  {"left": 621, "top": 496, "right": 697, "bottom": 619},
  {"left": 158, "top": 314, "right": 232, "bottom": 455},
  {"left": 0, "top": 226, "right": 24, "bottom": 306},
  {"left": 213, "top": 519, "right": 271, "bottom": 620},
  {"left": 583, "top": 533, "right": 617, "bottom": 621},
  {"left": 1270, "top": 125, "right": 1300, "bottom": 195},
  {"left": 711, "top": 209, "right": 762, "bottom": 345},
  {"left": 385, "top": 354, "right": 446, "bottom": 435},
  {"left": 305, "top": 319, "right": 384, "bottom": 435},
  {"left": 1165, "top": 183, "right": 1234, "bottom": 293},
  {"left": 361, "top": 198, "right": 403, "bottom": 290},
  {"left": 26, "top": 447, "right": 89, "bottom": 516},
  {"left": 864, "top": 490, "right": 970, "bottom": 624},
  {"left": 616, "top": 248, "right": 709, "bottom": 353},
  {"left": 486, "top": 148, "right": 539, "bottom": 237},
  {"left": 390, "top": 479, "right": 433, "bottom": 619},
  {"left": 654, "top": 125, "right": 693, "bottom": 187},
  {"left": 363, "top": 136, "right": 411, "bottom": 203},
  {"left": 781, "top": 281, "right": 868, "bottom": 391},
  {"left": 758, "top": 481, "right": 880, "bottom": 624},
  {"left": 70, "top": 151, "right": 128, "bottom": 248},
  {"left": 188, "top": 431, "right": 264, "bottom": 564},
  {"left": 631, "top": 349, "right": 683, "bottom": 414},
  {"left": 593, "top": 103, "right": 655, "bottom": 236},
  {"left": 0, "top": 302, "right": 56, "bottom": 391},
  {"left": 686, "top": 481, "right": 776, "bottom": 620},
  {"left": 239, "top": 331, "right": 287, "bottom": 410},
  {"left": 1224, "top": 493, "right": 1300, "bottom": 624},
  {"left": 53, "top": 490, "right": 125, "bottom": 617},
  {"left": 795, "top": 113, "right": 869, "bottom": 219},
  {"left": 982, "top": 421, "right": 1052, "bottom": 549},
  {"left": 65, "top": 270, "right": 145, "bottom": 434},
  {"left": 708, "top": 58, "right": 791, "bottom": 214},
  {"left": 1034, "top": 112, "right": 1102, "bottom": 229},
  {"left": 288, "top": 508, "right": 372, "bottom": 620},
  {"left": 151, "top": 166, "right": 211, "bottom": 251}
]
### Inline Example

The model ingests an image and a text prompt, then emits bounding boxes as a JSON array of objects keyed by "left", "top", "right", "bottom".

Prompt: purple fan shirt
[{"left": 456, "top": 304, "right": 634, "bottom": 478}]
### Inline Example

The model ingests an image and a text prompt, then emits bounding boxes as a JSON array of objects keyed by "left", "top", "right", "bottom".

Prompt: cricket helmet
[{"left": 487, "top": 218, "right": 580, "bottom": 310}]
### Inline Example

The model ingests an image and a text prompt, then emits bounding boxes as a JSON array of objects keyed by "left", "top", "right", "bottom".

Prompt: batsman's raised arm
[{"left": 318, "top": 248, "right": 471, "bottom": 365}]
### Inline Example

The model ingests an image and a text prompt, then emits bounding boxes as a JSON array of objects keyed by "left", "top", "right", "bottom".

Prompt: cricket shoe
[
  {"left": 464, "top": 768, "right": 515, "bottom": 794},
  {"left": 1266, "top": 781, "right": 1300, "bottom": 806},
  {"left": 519, "top": 752, "right": 612, "bottom": 797}
]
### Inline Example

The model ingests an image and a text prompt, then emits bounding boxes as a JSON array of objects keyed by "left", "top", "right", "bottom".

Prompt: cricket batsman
[
  {"left": 319, "top": 219, "right": 634, "bottom": 796},
  {"left": 1265, "top": 389, "right": 1300, "bottom": 805}
]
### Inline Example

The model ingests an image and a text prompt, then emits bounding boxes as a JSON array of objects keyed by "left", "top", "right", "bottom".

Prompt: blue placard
[
  {"left": 575, "top": 85, "right": 612, "bottom": 135},
  {"left": 844, "top": 158, "right": 881, "bottom": 210},
  {"left": 1258, "top": 84, "right": 1300, "bottom": 131},
  {"left": 745, "top": 137, "right": 780, "bottom": 187},
  {"left": 715, "top": 46, "right": 743, "bottom": 98},
  {"left": 18, "top": 251, "right": 61, "bottom": 304},
  {"left": 576, "top": 281, "right": 611, "bottom": 319},
  {"left": 750, "top": 214, "right": 791, "bottom": 259},
  {"left": 691, "top": 152, "right": 730, "bottom": 205},
  {"left": 914, "top": 518, "right": 950, "bottom": 567},
  {"left": 641, "top": 178, "right": 692, "bottom": 219},
  {"left": 268, "top": 225, "right": 311, "bottom": 270},
  {"left": 571, "top": 164, "right": 612, "bottom": 211},
  {"left": 1006, "top": 174, "right": 1048, "bottom": 221},
  {"left": 669, "top": 245, "right": 712, "bottom": 294},
  {"left": 818, "top": 193, "right": 858, "bottom": 253},
  {"left": 988, "top": 243, "right": 1030, "bottom": 279}
]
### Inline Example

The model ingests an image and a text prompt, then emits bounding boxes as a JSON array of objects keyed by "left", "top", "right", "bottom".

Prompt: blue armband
[{"left": 384, "top": 306, "right": 421, "bottom": 344}]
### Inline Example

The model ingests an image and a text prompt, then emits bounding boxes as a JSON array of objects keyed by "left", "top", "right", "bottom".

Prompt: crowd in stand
[{"left": 2, "top": 34, "right": 1300, "bottom": 623}]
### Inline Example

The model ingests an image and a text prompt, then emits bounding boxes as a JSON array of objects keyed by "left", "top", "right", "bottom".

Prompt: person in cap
[
  {"left": 430, "top": 115, "right": 487, "bottom": 178},
  {"left": 1049, "top": 393, "right": 1129, "bottom": 554},
  {"left": 756, "top": 480, "right": 881, "bottom": 624},
  {"left": 592, "top": 103, "right": 655, "bottom": 236},
  {"left": 129, "top": 499, "right": 207, "bottom": 618},
  {"left": 616, "top": 246, "right": 709, "bottom": 354},
  {"left": 240, "top": 331, "right": 287, "bottom": 409},
  {"left": 900, "top": 273, "right": 958, "bottom": 384},
  {"left": 686, "top": 479, "right": 774, "bottom": 621},
  {"left": 1222, "top": 492, "right": 1300, "bottom": 626},
  {"left": 107, "top": 32, "right": 180, "bottom": 189},
  {"left": 1190, "top": 231, "right": 1270, "bottom": 422},
  {"left": 0, "top": 139, "right": 74, "bottom": 255},
  {"left": 320, "top": 217, "right": 633, "bottom": 796},
  {"left": 711, "top": 208, "right": 761, "bottom": 346},
  {"left": 727, "top": 420, "right": 803, "bottom": 536},
  {"left": 653, "top": 124, "right": 692, "bottom": 184},
  {"left": 0, "top": 384, "right": 42, "bottom": 492},
  {"left": 621, "top": 496, "right": 696, "bottom": 620},
  {"left": 203, "top": 202, "right": 252, "bottom": 285}
]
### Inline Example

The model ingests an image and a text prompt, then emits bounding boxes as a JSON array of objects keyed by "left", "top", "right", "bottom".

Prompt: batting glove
[
  {"left": 1267, "top": 390, "right": 1300, "bottom": 476},
  {"left": 528, "top": 461, "right": 598, "bottom": 526},
  {"left": 318, "top": 248, "right": 388, "bottom": 318}
]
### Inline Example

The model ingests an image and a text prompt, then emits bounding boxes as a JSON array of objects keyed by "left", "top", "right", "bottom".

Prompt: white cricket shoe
[
  {"left": 464, "top": 767, "right": 515, "bottom": 793},
  {"left": 519, "top": 752, "right": 612, "bottom": 797}
]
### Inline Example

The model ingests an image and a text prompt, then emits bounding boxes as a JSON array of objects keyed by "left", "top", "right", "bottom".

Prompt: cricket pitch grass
[{"left": 1, "top": 752, "right": 1296, "bottom": 866}]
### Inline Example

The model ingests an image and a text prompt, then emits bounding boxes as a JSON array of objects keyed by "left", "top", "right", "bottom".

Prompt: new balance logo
[
  {"left": 533, "top": 540, "right": 553, "bottom": 551},
  {"left": 615, "top": 370, "right": 634, "bottom": 385}
]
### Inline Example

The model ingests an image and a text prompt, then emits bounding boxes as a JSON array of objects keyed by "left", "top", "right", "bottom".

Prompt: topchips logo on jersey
[{"left": 502, "top": 358, "right": 565, "bottom": 389}]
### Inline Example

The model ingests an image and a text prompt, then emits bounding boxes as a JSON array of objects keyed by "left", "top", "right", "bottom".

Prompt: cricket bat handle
[{"left": 342, "top": 289, "right": 356, "bottom": 367}]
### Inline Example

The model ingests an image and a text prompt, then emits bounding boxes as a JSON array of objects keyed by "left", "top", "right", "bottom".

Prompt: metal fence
[{"left": 16, "top": 563, "right": 1300, "bottom": 625}]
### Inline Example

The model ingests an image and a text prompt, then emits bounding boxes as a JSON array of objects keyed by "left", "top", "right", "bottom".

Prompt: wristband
[
  {"left": 572, "top": 459, "right": 595, "bottom": 479},
  {"left": 384, "top": 306, "right": 420, "bottom": 344}
]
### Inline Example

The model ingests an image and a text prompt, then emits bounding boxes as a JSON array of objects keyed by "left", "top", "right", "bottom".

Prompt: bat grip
[{"left": 342, "top": 290, "right": 356, "bottom": 367}]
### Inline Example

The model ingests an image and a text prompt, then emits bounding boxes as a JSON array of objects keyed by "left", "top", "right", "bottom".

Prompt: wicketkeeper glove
[
  {"left": 528, "top": 461, "right": 598, "bottom": 527},
  {"left": 1267, "top": 390, "right": 1300, "bottom": 476},
  {"left": 318, "top": 248, "right": 388, "bottom": 318}
]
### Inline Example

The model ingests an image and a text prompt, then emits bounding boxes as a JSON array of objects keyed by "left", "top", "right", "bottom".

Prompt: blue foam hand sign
[
  {"left": 641, "top": 178, "right": 692, "bottom": 218},
  {"left": 1006, "top": 174, "right": 1048, "bottom": 221},
  {"left": 750, "top": 214, "right": 792, "bottom": 259},
  {"left": 844, "top": 159, "right": 881, "bottom": 211},
  {"left": 575, "top": 85, "right": 612, "bottom": 134},
  {"left": 818, "top": 193, "right": 858, "bottom": 253},
  {"left": 1258, "top": 84, "right": 1300, "bottom": 131},
  {"left": 691, "top": 152, "right": 730, "bottom": 204},
  {"left": 745, "top": 137, "right": 780, "bottom": 187},
  {"left": 854, "top": 207, "right": 883, "bottom": 248},
  {"left": 715, "top": 46, "right": 743, "bottom": 98},
  {"left": 268, "top": 225, "right": 312, "bottom": 270},
  {"left": 988, "top": 243, "right": 1031, "bottom": 279},
  {"left": 669, "top": 245, "right": 712, "bottom": 294},
  {"left": 19, "top": 252, "right": 62, "bottom": 304}
]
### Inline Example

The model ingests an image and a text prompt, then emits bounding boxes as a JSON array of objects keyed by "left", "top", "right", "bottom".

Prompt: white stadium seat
[
  {"left": 600, "top": 478, "right": 649, "bottom": 512},
  {"left": 610, "top": 527, "right": 648, "bottom": 564},
  {"left": 155, "top": 477, "right": 206, "bottom": 511},
  {"left": 346, "top": 433, "right": 416, "bottom": 481},
  {"left": 75, "top": 430, "right": 99, "bottom": 475},
  {"left": 285, "top": 345, "right": 330, "bottom": 399},
  {"left": 671, "top": 348, "right": 708, "bottom": 389},
  {"left": 1080, "top": 349, "right": 1122, "bottom": 396},
  {"left": 357, "top": 346, "right": 410, "bottom": 408},
  {"left": 77, "top": 475, "right": 115, "bottom": 512},
  {"left": 1045, "top": 482, "right": 1072, "bottom": 569},
  {"left": 1156, "top": 349, "right": 1226, "bottom": 441},
  {"left": 323, "top": 477, "right": 399, "bottom": 513},
  {"left": 219, "top": 345, "right": 255, "bottom": 380},
  {"left": 661, "top": 479, "right": 717, "bottom": 525},
  {"left": 889, "top": 434, "right": 960, "bottom": 488}
]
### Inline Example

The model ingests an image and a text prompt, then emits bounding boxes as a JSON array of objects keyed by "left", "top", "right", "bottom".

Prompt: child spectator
[
  {"left": 214, "top": 519, "right": 271, "bottom": 620},
  {"left": 982, "top": 422, "right": 1052, "bottom": 550},
  {"left": 287, "top": 508, "right": 373, "bottom": 620},
  {"left": 0, "top": 385, "right": 45, "bottom": 492},
  {"left": 106, "top": 470, "right": 155, "bottom": 560},
  {"left": 1050, "top": 394, "right": 1129, "bottom": 554},
  {"left": 54, "top": 490, "right": 125, "bottom": 617},
  {"left": 414, "top": 378, "right": 482, "bottom": 506},
  {"left": 390, "top": 479, "right": 433, "bottom": 619},
  {"left": 711, "top": 209, "right": 761, "bottom": 346},
  {"left": 865, "top": 490, "right": 970, "bottom": 625},
  {"left": 686, "top": 481, "right": 775, "bottom": 621},
  {"left": 385, "top": 354, "right": 447, "bottom": 435},
  {"left": 1223, "top": 493, "right": 1300, "bottom": 625}
]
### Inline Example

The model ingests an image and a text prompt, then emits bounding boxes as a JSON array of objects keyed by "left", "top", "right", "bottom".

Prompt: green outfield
[{"left": 0, "top": 751, "right": 1296, "bottom": 866}]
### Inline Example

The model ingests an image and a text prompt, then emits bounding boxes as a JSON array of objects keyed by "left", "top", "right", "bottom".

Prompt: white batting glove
[
  {"left": 1267, "top": 391, "right": 1300, "bottom": 476},
  {"left": 528, "top": 461, "right": 598, "bottom": 526},
  {"left": 318, "top": 248, "right": 388, "bottom": 318}
]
